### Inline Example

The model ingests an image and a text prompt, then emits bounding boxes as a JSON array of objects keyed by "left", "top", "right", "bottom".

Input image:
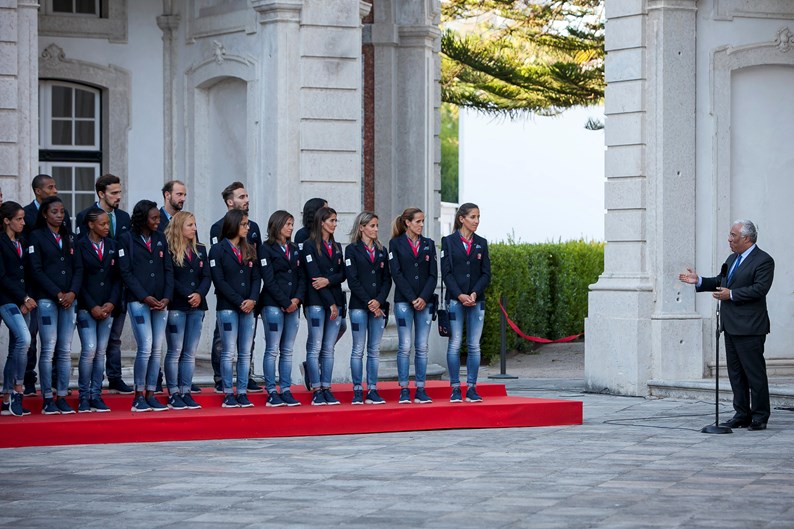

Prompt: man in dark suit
[
  {"left": 208, "top": 182, "right": 263, "bottom": 393},
  {"left": 75, "top": 173, "right": 133, "bottom": 394},
  {"left": 679, "top": 219, "right": 775, "bottom": 430},
  {"left": 21, "top": 174, "right": 72, "bottom": 395},
  {"left": 157, "top": 180, "right": 187, "bottom": 233}
]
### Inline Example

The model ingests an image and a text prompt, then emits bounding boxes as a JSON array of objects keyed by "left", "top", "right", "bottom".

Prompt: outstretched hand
[{"left": 678, "top": 268, "right": 698, "bottom": 285}]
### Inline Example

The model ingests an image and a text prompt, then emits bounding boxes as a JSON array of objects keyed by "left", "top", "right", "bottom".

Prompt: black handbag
[{"left": 437, "top": 268, "right": 450, "bottom": 337}]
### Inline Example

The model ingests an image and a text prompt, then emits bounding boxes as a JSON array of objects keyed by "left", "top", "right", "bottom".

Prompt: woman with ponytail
[
  {"left": 441, "top": 203, "right": 491, "bottom": 403},
  {"left": 388, "top": 208, "right": 437, "bottom": 405}
]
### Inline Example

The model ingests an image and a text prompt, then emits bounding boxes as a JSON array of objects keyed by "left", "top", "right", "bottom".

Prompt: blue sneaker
[
  {"left": 399, "top": 388, "right": 411, "bottom": 404},
  {"left": 465, "top": 387, "right": 482, "bottom": 403},
  {"left": 236, "top": 394, "right": 254, "bottom": 408},
  {"left": 90, "top": 397, "right": 111, "bottom": 412},
  {"left": 181, "top": 393, "right": 202, "bottom": 409},
  {"left": 131, "top": 395, "right": 151, "bottom": 412},
  {"left": 450, "top": 387, "right": 463, "bottom": 403},
  {"left": 222, "top": 394, "right": 240, "bottom": 408},
  {"left": 78, "top": 398, "right": 92, "bottom": 413},
  {"left": 246, "top": 379, "right": 264, "bottom": 393},
  {"left": 168, "top": 393, "right": 187, "bottom": 410},
  {"left": 9, "top": 393, "right": 24, "bottom": 417},
  {"left": 146, "top": 395, "right": 168, "bottom": 411},
  {"left": 323, "top": 388, "right": 340, "bottom": 406},
  {"left": 267, "top": 392, "right": 285, "bottom": 407},
  {"left": 311, "top": 390, "right": 327, "bottom": 406},
  {"left": 351, "top": 389, "right": 364, "bottom": 405},
  {"left": 56, "top": 398, "right": 76, "bottom": 414},
  {"left": 414, "top": 388, "right": 433, "bottom": 404},
  {"left": 280, "top": 391, "right": 301, "bottom": 407},
  {"left": 365, "top": 389, "right": 385, "bottom": 405}
]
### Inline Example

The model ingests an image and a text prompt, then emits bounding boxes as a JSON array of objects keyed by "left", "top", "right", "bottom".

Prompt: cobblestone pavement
[{"left": 2, "top": 374, "right": 794, "bottom": 529}]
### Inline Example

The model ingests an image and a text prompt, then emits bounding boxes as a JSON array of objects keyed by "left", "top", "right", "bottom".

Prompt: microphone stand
[{"left": 702, "top": 297, "right": 732, "bottom": 434}]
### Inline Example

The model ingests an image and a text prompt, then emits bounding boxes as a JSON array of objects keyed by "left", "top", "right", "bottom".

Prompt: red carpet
[{"left": 0, "top": 382, "right": 582, "bottom": 448}]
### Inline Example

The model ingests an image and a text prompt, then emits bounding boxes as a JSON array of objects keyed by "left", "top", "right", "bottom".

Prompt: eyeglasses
[{"left": 240, "top": 222, "right": 250, "bottom": 227}]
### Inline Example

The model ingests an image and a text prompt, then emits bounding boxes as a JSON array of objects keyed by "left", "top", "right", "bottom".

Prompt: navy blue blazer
[
  {"left": 293, "top": 227, "right": 310, "bottom": 246},
  {"left": 209, "top": 217, "right": 262, "bottom": 250},
  {"left": 345, "top": 241, "right": 391, "bottom": 311},
  {"left": 302, "top": 239, "right": 346, "bottom": 309},
  {"left": 27, "top": 228, "right": 82, "bottom": 302},
  {"left": 74, "top": 204, "right": 131, "bottom": 241},
  {"left": 117, "top": 231, "right": 174, "bottom": 303},
  {"left": 209, "top": 240, "right": 261, "bottom": 312},
  {"left": 698, "top": 246, "right": 774, "bottom": 336},
  {"left": 156, "top": 207, "right": 171, "bottom": 233},
  {"left": 73, "top": 236, "right": 121, "bottom": 311},
  {"left": 0, "top": 233, "right": 30, "bottom": 306},
  {"left": 440, "top": 232, "right": 492, "bottom": 302},
  {"left": 23, "top": 200, "right": 72, "bottom": 238},
  {"left": 170, "top": 245, "right": 211, "bottom": 312},
  {"left": 258, "top": 241, "right": 306, "bottom": 310},
  {"left": 388, "top": 235, "right": 437, "bottom": 304}
]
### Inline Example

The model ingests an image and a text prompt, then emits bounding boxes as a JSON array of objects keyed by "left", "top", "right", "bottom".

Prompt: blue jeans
[
  {"left": 105, "top": 302, "right": 126, "bottom": 380},
  {"left": 128, "top": 301, "right": 168, "bottom": 392},
  {"left": 262, "top": 306, "right": 300, "bottom": 394},
  {"left": 76, "top": 310, "right": 113, "bottom": 400},
  {"left": 1, "top": 304, "right": 31, "bottom": 393},
  {"left": 446, "top": 299, "right": 485, "bottom": 387},
  {"left": 217, "top": 310, "right": 255, "bottom": 394},
  {"left": 395, "top": 302, "right": 433, "bottom": 388},
  {"left": 37, "top": 299, "right": 76, "bottom": 398},
  {"left": 305, "top": 305, "right": 343, "bottom": 389},
  {"left": 350, "top": 308, "right": 386, "bottom": 390},
  {"left": 165, "top": 310, "right": 205, "bottom": 394}
]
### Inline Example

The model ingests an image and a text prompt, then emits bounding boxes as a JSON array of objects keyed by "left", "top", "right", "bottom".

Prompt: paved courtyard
[{"left": 2, "top": 372, "right": 793, "bottom": 528}]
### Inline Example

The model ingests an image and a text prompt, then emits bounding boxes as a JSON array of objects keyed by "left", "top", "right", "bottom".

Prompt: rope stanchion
[
  {"left": 497, "top": 300, "right": 583, "bottom": 344},
  {"left": 488, "top": 295, "right": 518, "bottom": 380}
]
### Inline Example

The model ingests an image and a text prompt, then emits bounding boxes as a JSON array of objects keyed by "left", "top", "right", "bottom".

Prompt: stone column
[
  {"left": 585, "top": 1, "right": 654, "bottom": 395},
  {"left": 646, "top": 0, "right": 701, "bottom": 382},
  {"left": 251, "top": 0, "right": 302, "bottom": 215},
  {"left": 0, "top": 2, "right": 38, "bottom": 200},
  {"left": 157, "top": 9, "right": 180, "bottom": 182},
  {"left": 586, "top": 0, "right": 701, "bottom": 396},
  {"left": 371, "top": 0, "right": 445, "bottom": 377}
]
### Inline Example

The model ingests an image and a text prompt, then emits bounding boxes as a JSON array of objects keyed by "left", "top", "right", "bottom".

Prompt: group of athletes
[{"left": 0, "top": 174, "right": 491, "bottom": 416}]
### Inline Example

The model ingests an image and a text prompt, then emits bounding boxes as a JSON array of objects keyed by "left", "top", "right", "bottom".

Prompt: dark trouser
[
  {"left": 105, "top": 306, "right": 127, "bottom": 380},
  {"left": 212, "top": 315, "right": 258, "bottom": 383},
  {"left": 24, "top": 308, "right": 38, "bottom": 385},
  {"left": 724, "top": 333, "right": 770, "bottom": 424}
]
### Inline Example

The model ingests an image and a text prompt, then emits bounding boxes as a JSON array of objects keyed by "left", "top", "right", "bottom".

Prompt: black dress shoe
[
  {"left": 748, "top": 421, "right": 767, "bottom": 431},
  {"left": 719, "top": 418, "right": 751, "bottom": 428}
]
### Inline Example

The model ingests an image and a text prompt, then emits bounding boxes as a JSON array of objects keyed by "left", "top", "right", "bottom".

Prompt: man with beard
[
  {"left": 21, "top": 174, "right": 73, "bottom": 395},
  {"left": 158, "top": 180, "right": 187, "bottom": 233},
  {"left": 76, "top": 174, "right": 133, "bottom": 395},
  {"left": 209, "top": 182, "right": 264, "bottom": 393}
]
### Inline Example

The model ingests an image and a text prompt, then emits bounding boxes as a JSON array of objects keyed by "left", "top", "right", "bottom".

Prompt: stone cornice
[
  {"left": 251, "top": 0, "right": 303, "bottom": 24},
  {"left": 647, "top": 0, "right": 697, "bottom": 11},
  {"left": 157, "top": 14, "right": 181, "bottom": 33}
]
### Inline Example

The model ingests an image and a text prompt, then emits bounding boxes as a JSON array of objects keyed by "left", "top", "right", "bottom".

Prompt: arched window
[{"left": 38, "top": 80, "right": 102, "bottom": 222}]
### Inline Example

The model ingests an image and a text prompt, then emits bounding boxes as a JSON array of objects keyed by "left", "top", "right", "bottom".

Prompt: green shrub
[{"left": 480, "top": 240, "right": 604, "bottom": 364}]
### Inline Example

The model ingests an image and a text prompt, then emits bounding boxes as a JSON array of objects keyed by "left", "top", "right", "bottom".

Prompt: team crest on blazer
[
  {"left": 159, "top": 250, "right": 164, "bottom": 258},
  {"left": 425, "top": 254, "right": 430, "bottom": 261}
]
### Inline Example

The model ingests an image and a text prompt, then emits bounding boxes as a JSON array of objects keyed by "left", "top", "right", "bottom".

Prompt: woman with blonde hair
[
  {"left": 345, "top": 211, "right": 391, "bottom": 404},
  {"left": 164, "top": 211, "right": 210, "bottom": 410}
]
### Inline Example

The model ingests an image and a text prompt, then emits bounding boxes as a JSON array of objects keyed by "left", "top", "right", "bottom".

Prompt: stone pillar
[
  {"left": 370, "top": 0, "right": 444, "bottom": 376},
  {"left": 646, "top": 0, "right": 702, "bottom": 382},
  {"left": 0, "top": 2, "right": 38, "bottom": 200},
  {"left": 371, "top": 0, "right": 441, "bottom": 240},
  {"left": 586, "top": 0, "right": 702, "bottom": 396},
  {"left": 585, "top": 1, "right": 654, "bottom": 395},
  {"left": 157, "top": 9, "right": 180, "bottom": 182},
  {"left": 251, "top": 0, "right": 302, "bottom": 216}
]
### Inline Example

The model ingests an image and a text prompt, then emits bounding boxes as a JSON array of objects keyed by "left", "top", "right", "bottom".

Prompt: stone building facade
[{"left": 587, "top": 0, "right": 794, "bottom": 395}]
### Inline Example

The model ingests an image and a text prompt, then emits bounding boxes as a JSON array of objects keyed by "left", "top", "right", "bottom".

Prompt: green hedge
[{"left": 480, "top": 240, "right": 604, "bottom": 363}]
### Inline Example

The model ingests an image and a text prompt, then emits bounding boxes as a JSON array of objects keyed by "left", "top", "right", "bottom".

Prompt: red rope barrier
[{"left": 498, "top": 300, "right": 583, "bottom": 344}]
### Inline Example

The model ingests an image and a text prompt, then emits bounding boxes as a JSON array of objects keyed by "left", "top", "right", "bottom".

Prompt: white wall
[{"left": 459, "top": 106, "right": 605, "bottom": 243}]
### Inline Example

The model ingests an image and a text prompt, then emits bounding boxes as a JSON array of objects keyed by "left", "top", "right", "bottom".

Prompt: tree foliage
[
  {"left": 441, "top": 0, "right": 605, "bottom": 116},
  {"left": 440, "top": 103, "right": 459, "bottom": 203}
]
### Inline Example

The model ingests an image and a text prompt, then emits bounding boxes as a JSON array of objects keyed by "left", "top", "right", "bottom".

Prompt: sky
[{"left": 458, "top": 106, "right": 605, "bottom": 243}]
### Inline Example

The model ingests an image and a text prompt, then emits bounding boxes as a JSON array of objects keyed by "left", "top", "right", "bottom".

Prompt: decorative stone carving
[
  {"left": 775, "top": 27, "right": 794, "bottom": 52},
  {"left": 715, "top": 0, "right": 794, "bottom": 21},
  {"left": 212, "top": 40, "right": 227, "bottom": 64}
]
